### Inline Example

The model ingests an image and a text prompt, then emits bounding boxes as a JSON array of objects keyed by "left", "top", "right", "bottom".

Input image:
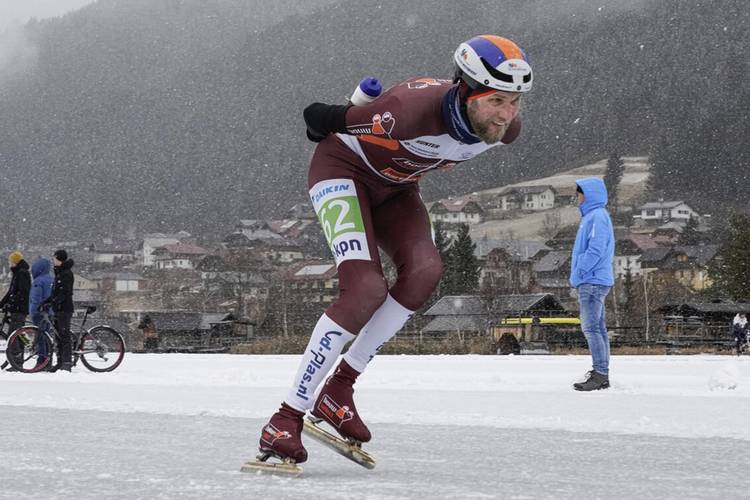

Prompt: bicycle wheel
[
  {"left": 0, "top": 330, "right": 8, "bottom": 370},
  {"left": 78, "top": 326, "right": 125, "bottom": 372},
  {"left": 6, "top": 326, "right": 52, "bottom": 373}
]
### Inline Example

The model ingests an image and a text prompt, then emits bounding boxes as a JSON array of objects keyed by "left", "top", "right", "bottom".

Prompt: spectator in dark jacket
[
  {"left": 138, "top": 315, "right": 160, "bottom": 351},
  {"left": 30, "top": 257, "right": 54, "bottom": 367},
  {"left": 732, "top": 313, "right": 747, "bottom": 356},
  {"left": 1, "top": 251, "right": 31, "bottom": 369},
  {"left": 42, "top": 250, "right": 75, "bottom": 371}
]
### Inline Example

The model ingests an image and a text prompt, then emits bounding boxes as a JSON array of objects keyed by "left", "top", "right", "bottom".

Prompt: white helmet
[{"left": 453, "top": 35, "right": 533, "bottom": 93}]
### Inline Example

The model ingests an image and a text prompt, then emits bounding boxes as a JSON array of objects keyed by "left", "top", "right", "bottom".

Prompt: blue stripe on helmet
[
  {"left": 468, "top": 37, "right": 507, "bottom": 66},
  {"left": 469, "top": 36, "right": 529, "bottom": 66}
]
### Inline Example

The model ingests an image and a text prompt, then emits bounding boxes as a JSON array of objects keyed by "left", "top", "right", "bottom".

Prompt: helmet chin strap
[{"left": 455, "top": 80, "right": 473, "bottom": 103}]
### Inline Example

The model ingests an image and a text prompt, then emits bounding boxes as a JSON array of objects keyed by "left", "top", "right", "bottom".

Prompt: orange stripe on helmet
[
  {"left": 480, "top": 35, "right": 524, "bottom": 60},
  {"left": 467, "top": 88, "right": 498, "bottom": 100}
]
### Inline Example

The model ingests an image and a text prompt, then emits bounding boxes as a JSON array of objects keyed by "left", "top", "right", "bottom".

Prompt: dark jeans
[
  {"left": 55, "top": 311, "right": 73, "bottom": 366},
  {"left": 144, "top": 337, "right": 159, "bottom": 351}
]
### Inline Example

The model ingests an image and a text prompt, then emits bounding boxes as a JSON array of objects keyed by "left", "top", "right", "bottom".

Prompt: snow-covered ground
[{"left": 2, "top": 354, "right": 749, "bottom": 499}]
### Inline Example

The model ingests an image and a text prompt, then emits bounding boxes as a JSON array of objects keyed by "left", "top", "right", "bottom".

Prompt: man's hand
[
  {"left": 306, "top": 128, "right": 327, "bottom": 143},
  {"left": 303, "top": 103, "right": 349, "bottom": 143}
]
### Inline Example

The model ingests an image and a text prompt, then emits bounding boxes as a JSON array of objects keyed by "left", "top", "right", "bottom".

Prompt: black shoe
[
  {"left": 60, "top": 362, "right": 72, "bottom": 372},
  {"left": 574, "top": 370, "right": 609, "bottom": 391}
]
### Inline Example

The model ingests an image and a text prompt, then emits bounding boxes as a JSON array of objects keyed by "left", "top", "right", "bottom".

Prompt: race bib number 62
[{"left": 309, "top": 179, "right": 371, "bottom": 266}]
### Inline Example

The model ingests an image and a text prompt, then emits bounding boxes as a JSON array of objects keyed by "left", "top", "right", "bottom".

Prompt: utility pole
[
  {"left": 642, "top": 271, "right": 650, "bottom": 342},
  {"left": 281, "top": 279, "right": 288, "bottom": 338}
]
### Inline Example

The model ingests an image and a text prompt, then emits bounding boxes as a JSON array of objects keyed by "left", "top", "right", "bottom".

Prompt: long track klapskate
[
  {"left": 302, "top": 416, "right": 375, "bottom": 469},
  {"left": 240, "top": 417, "right": 375, "bottom": 475},
  {"left": 240, "top": 451, "right": 304, "bottom": 476},
  {"left": 241, "top": 403, "right": 307, "bottom": 476}
]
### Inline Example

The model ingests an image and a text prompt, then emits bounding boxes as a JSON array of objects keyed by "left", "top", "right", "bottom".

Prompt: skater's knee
[
  {"left": 392, "top": 246, "right": 442, "bottom": 310},
  {"left": 334, "top": 269, "right": 388, "bottom": 329},
  {"left": 348, "top": 271, "right": 389, "bottom": 311},
  {"left": 417, "top": 252, "right": 443, "bottom": 290}
]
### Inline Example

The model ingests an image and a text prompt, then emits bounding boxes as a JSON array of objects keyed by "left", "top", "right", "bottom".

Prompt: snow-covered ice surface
[{"left": 2, "top": 354, "right": 749, "bottom": 499}]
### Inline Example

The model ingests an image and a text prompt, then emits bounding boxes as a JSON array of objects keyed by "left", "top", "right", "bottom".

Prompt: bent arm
[{"left": 575, "top": 214, "right": 610, "bottom": 277}]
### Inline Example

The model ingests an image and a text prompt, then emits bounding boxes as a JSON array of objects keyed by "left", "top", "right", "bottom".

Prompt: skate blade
[
  {"left": 303, "top": 418, "right": 376, "bottom": 470},
  {"left": 240, "top": 452, "right": 303, "bottom": 476}
]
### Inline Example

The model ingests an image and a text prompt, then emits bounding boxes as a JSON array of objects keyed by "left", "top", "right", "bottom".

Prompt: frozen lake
[{"left": 1, "top": 354, "right": 748, "bottom": 499}]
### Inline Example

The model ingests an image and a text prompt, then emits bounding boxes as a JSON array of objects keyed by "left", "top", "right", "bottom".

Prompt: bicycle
[
  {"left": 5, "top": 305, "right": 126, "bottom": 373},
  {"left": 0, "top": 311, "right": 30, "bottom": 371}
]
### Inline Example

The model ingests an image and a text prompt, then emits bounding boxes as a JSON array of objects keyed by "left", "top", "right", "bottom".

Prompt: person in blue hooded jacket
[
  {"left": 29, "top": 257, "right": 54, "bottom": 368},
  {"left": 569, "top": 178, "right": 615, "bottom": 391}
]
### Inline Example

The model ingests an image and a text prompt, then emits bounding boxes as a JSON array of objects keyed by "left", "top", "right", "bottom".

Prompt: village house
[
  {"left": 89, "top": 272, "right": 149, "bottom": 293},
  {"left": 640, "top": 245, "right": 719, "bottom": 290},
  {"left": 256, "top": 239, "right": 305, "bottom": 264},
  {"left": 283, "top": 261, "right": 339, "bottom": 304},
  {"left": 661, "top": 245, "right": 719, "bottom": 290},
  {"left": 651, "top": 222, "right": 685, "bottom": 242},
  {"left": 531, "top": 250, "right": 574, "bottom": 301},
  {"left": 475, "top": 239, "right": 551, "bottom": 262},
  {"left": 475, "top": 240, "right": 550, "bottom": 294},
  {"left": 428, "top": 198, "right": 485, "bottom": 225},
  {"left": 422, "top": 293, "right": 573, "bottom": 353},
  {"left": 71, "top": 273, "right": 105, "bottom": 312},
  {"left": 635, "top": 201, "right": 698, "bottom": 224},
  {"left": 656, "top": 300, "right": 750, "bottom": 342},
  {"left": 285, "top": 203, "right": 317, "bottom": 220},
  {"left": 493, "top": 185, "right": 556, "bottom": 211},
  {"left": 614, "top": 237, "right": 643, "bottom": 278},
  {"left": 267, "top": 219, "right": 318, "bottom": 241},
  {"left": 544, "top": 225, "right": 579, "bottom": 250},
  {"left": 138, "top": 232, "right": 192, "bottom": 267},
  {"left": 260, "top": 260, "right": 340, "bottom": 336},
  {"left": 123, "top": 310, "right": 240, "bottom": 350},
  {"left": 89, "top": 239, "right": 137, "bottom": 264},
  {"left": 480, "top": 247, "right": 534, "bottom": 294},
  {"left": 627, "top": 227, "right": 677, "bottom": 247},
  {"left": 489, "top": 293, "right": 574, "bottom": 353},
  {"left": 271, "top": 220, "right": 328, "bottom": 258},
  {"left": 422, "top": 295, "right": 489, "bottom": 339},
  {"left": 152, "top": 243, "right": 210, "bottom": 270},
  {"left": 196, "top": 255, "right": 269, "bottom": 307},
  {"left": 75, "top": 273, "right": 100, "bottom": 292},
  {"left": 639, "top": 247, "right": 673, "bottom": 274},
  {"left": 233, "top": 220, "right": 283, "bottom": 242}
]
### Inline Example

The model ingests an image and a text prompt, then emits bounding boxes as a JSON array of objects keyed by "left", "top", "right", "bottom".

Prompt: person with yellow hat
[{"left": 1, "top": 251, "right": 31, "bottom": 370}]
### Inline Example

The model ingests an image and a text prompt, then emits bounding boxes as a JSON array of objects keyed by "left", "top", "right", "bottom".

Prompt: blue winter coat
[
  {"left": 569, "top": 178, "right": 615, "bottom": 288},
  {"left": 29, "top": 257, "right": 54, "bottom": 316}
]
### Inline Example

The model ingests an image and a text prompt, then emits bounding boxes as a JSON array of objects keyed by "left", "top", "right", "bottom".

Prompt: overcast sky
[{"left": 0, "top": 0, "right": 96, "bottom": 33}]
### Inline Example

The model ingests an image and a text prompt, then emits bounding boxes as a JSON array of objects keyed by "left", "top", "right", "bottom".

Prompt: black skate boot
[
  {"left": 573, "top": 370, "right": 610, "bottom": 391},
  {"left": 258, "top": 403, "right": 308, "bottom": 463},
  {"left": 311, "top": 360, "right": 371, "bottom": 443}
]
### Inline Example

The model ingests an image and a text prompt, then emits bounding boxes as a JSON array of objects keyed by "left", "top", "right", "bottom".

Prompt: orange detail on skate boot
[{"left": 335, "top": 405, "right": 350, "bottom": 419}]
